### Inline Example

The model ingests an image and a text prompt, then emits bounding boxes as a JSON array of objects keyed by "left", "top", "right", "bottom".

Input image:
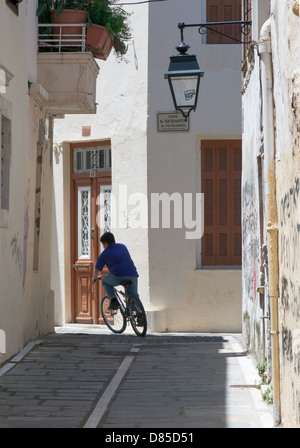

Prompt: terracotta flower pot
[
  {"left": 50, "top": 9, "right": 87, "bottom": 44},
  {"left": 86, "top": 24, "right": 113, "bottom": 60}
]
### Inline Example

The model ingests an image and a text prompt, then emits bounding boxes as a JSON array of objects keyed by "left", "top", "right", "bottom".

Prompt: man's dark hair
[{"left": 100, "top": 232, "right": 116, "bottom": 245}]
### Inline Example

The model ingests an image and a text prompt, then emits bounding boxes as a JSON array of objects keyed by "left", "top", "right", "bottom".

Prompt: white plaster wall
[
  {"left": 0, "top": 1, "right": 28, "bottom": 360},
  {"left": 0, "top": 0, "right": 54, "bottom": 363},
  {"left": 270, "top": 0, "right": 300, "bottom": 428},
  {"left": 53, "top": 2, "right": 150, "bottom": 323},
  {"left": 0, "top": 1, "right": 53, "bottom": 362},
  {"left": 23, "top": 0, "right": 54, "bottom": 344},
  {"left": 26, "top": 0, "right": 38, "bottom": 84},
  {"left": 242, "top": 0, "right": 300, "bottom": 427},
  {"left": 53, "top": 0, "right": 243, "bottom": 332},
  {"left": 241, "top": 46, "right": 266, "bottom": 355},
  {"left": 146, "top": 0, "right": 242, "bottom": 331}
]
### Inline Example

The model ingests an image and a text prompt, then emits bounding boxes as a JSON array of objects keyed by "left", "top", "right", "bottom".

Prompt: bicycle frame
[
  {"left": 113, "top": 286, "right": 127, "bottom": 315},
  {"left": 96, "top": 274, "right": 131, "bottom": 315}
]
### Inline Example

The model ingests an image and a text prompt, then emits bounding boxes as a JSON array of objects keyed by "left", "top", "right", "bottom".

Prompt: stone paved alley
[{"left": 0, "top": 328, "right": 273, "bottom": 429}]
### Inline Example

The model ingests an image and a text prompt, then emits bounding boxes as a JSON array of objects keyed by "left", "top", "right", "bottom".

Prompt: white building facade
[
  {"left": 242, "top": 0, "right": 300, "bottom": 428},
  {"left": 52, "top": 0, "right": 243, "bottom": 333},
  {"left": 0, "top": 0, "right": 54, "bottom": 361},
  {"left": 0, "top": 0, "right": 99, "bottom": 363}
]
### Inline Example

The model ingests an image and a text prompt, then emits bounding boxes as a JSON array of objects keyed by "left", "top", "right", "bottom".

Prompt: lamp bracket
[
  {"left": 178, "top": 20, "right": 252, "bottom": 45},
  {"left": 177, "top": 107, "right": 194, "bottom": 121}
]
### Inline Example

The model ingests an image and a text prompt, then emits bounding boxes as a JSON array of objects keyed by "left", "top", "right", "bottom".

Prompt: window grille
[
  {"left": 78, "top": 186, "right": 91, "bottom": 260},
  {"left": 73, "top": 147, "right": 111, "bottom": 174},
  {"left": 100, "top": 186, "right": 112, "bottom": 233}
]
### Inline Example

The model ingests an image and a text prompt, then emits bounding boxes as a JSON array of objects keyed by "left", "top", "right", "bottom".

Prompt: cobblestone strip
[
  {"left": 84, "top": 355, "right": 135, "bottom": 428},
  {"left": 0, "top": 340, "right": 43, "bottom": 377}
]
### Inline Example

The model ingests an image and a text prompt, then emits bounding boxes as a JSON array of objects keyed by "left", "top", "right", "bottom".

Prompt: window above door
[{"left": 73, "top": 146, "right": 111, "bottom": 174}]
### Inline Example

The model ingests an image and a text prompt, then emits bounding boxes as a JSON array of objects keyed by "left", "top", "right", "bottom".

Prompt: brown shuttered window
[
  {"left": 242, "top": 0, "right": 252, "bottom": 58},
  {"left": 206, "top": 0, "right": 242, "bottom": 44},
  {"left": 201, "top": 140, "right": 242, "bottom": 266}
]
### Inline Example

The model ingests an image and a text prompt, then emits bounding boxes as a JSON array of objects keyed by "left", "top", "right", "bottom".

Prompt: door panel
[
  {"left": 70, "top": 141, "right": 112, "bottom": 324},
  {"left": 73, "top": 179, "right": 95, "bottom": 323},
  {"left": 74, "top": 263, "right": 94, "bottom": 323},
  {"left": 96, "top": 182, "right": 112, "bottom": 324}
]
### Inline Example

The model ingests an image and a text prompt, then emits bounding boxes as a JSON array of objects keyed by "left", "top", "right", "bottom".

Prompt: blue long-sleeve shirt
[{"left": 95, "top": 243, "right": 138, "bottom": 277}]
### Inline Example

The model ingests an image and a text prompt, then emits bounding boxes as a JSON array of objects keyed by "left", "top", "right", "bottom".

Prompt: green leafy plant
[
  {"left": 257, "top": 361, "right": 268, "bottom": 383},
  {"left": 262, "top": 386, "right": 273, "bottom": 404},
  {"left": 37, "top": 1, "right": 91, "bottom": 18},
  {"left": 256, "top": 361, "right": 273, "bottom": 404},
  {"left": 88, "top": 0, "right": 132, "bottom": 59},
  {"left": 36, "top": 0, "right": 132, "bottom": 59}
]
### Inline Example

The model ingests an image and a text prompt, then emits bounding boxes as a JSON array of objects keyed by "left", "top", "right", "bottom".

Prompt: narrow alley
[{"left": 0, "top": 329, "right": 273, "bottom": 430}]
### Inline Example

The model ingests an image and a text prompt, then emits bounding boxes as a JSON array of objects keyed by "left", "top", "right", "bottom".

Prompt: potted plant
[
  {"left": 86, "top": 0, "right": 132, "bottom": 61},
  {"left": 37, "top": 1, "right": 90, "bottom": 43},
  {"left": 36, "top": 0, "right": 90, "bottom": 20},
  {"left": 36, "top": 0, "right": 132, "bottom": 61}
]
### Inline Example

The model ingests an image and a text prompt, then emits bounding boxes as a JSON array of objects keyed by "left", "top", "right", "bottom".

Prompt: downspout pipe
[{"left": 258, "top": 18, "right": 281, "bottom": 426}]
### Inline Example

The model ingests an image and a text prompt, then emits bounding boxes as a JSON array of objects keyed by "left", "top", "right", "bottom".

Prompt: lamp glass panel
[{"left": 170, "top": 75, "right": 199, "bottom": 108}]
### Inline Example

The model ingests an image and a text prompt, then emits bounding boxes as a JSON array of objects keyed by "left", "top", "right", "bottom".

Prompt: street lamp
[
  {"left": 164, "top": 36, "right": 204, "bottom": 121},
  {"left": 165, "top": 20, "right": 252, "bottom": 120}
]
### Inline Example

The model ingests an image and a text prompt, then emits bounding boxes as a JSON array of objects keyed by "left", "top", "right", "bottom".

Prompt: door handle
[
  {"left": 73, "top": 264, "right": 90, "bottom": 270},
  {"left": 91, "top": 228, "right": 94, "bottom": 240}
]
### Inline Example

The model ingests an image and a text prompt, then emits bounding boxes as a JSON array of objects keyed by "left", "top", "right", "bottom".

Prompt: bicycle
[{"left": 96, "top": 275, "right": 147, "bottom": 337}]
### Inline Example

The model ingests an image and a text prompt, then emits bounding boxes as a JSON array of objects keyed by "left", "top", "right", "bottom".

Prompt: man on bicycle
[{"left": 93, "top": 232, "right": 139, "bottom": 310}]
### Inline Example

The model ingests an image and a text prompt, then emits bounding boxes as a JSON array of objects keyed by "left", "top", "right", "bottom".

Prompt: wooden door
[{"left": 70, "top": 142, "right": 112, "bottom": 324}]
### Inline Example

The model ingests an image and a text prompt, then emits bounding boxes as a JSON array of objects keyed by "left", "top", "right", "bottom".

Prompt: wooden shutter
[
  {"left": 201, "top": 140, "right": 242, "bottom": 265},
  {"left": 202, "top": 142, "right": 216, "bottom": 263},
  {"left": 206, "top": 0, "right": 222, "bottom": 44},
  {"left": 206, "top": 0, "right": 242, "bottom": 44}
]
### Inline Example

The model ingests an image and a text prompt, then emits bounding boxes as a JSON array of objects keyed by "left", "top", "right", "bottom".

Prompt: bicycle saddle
[{"left": 120, "top": 280, "right": 133, "bottom": 286}]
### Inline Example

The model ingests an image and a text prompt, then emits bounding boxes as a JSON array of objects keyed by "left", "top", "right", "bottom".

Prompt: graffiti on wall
[
  {"left": 279, "top": 177, "right": 300, "bottom": 425},
  {"left": 280, "top": 177, "right": 300, "bottom": 273},
  {"left": 8, "top": 180, "right": 30, "bottom": 288},
  {"left": 242, "top": 180, "right": 262, "bottom": 351},
  {"left": 242, "top": 181, "right": 261, "bottom": 293},
  {"left": 280, "top": 178, "right": 300, "bottom": 354},
  {"left": 10, "top": 234, "right": 22, "bottom": 276}
]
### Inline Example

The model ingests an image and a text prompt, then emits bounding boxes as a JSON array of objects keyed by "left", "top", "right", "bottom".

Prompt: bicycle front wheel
[
  {"left": 101, "top": 296, "right": 126, "bottom": 334},
  {"left": 129, "top": 297, "right": 147, "bottom": 337}
]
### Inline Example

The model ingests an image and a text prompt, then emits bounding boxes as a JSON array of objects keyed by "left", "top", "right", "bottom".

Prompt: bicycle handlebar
[{"left": 93, "top": 274, "right": 107, "bottom": 283}]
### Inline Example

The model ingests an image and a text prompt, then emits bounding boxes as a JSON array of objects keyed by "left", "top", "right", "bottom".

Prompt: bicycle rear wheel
[
  {"left": 129, "top": 297, "right": 147, "bottom": 337},
  {"left": 101, "top": 296, "right": 126, "bottom": 334}
]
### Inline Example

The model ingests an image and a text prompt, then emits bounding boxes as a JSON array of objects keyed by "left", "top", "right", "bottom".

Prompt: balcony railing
[
  {"left": 38, "top": 23, "right": 88, "bottom": 53},
  {"left": 36, "top": 22, "right": 100, "bottom": 114}
]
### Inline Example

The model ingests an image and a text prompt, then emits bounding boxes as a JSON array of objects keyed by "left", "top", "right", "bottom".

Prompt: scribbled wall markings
[{"left": 279, "top": 178, "right": 300, "bottom": 424}]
